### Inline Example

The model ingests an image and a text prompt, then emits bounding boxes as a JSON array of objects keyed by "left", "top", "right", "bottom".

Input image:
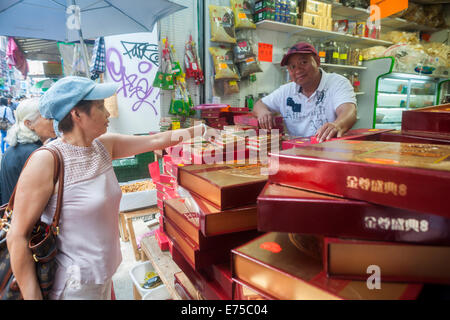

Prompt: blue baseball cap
[{"left": 39, "top": 76, "right": 118, "bottom": 121}]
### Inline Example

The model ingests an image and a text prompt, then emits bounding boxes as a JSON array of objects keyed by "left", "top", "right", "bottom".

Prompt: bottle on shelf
[
  {"left": 317, "top": 42, "right": 326, "bottom": 64},
  {"left": 339, "top": 42, "right": 350, "bottom": 65},
  {"left": 352, "top": 72, "right": 360, "bottom": 92},
  {"left": 325, "top": 41, "right": 339, "bottom": 65}
]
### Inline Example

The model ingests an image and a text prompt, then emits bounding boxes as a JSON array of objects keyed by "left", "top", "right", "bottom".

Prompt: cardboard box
[
  {"left": 326, "top": 3, "right": 332, "bottom": 17},
  {"left": 301, "top": 12, "right": 322, "bottom": 29},
  {"left": 302, "top": 0, "right": 327, "bottom": 17}
]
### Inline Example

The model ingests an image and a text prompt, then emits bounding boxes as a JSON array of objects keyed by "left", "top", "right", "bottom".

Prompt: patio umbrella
[{"left": 0, "top": 0, "right": 187, "bottom": 74}]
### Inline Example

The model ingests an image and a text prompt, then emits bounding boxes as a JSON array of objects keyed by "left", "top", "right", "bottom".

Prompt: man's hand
[
  {"left": 257, "top": 110, "right": 275, "bottom": 130},
  {"left": 315, "top": 122, "right": 344, "bottom": 143},
  {"left": 253, "top": 100, "right": 277, "bottom": 130},
  {"left": 315, "top": 103, "right": 357, "bottom": 143}
]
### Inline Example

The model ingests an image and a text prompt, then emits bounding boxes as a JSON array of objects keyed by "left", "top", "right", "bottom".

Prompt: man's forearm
[
  {"left": 334, "top": 103, "right": 357, "bottom": 134},
  {"left": 253, "top": 100, "right": 275, "bottom": 129}
]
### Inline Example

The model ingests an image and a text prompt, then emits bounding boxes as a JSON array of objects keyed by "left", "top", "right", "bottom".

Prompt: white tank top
[{"left": 41, "top": 138, "right": 122, "bottom": 290}]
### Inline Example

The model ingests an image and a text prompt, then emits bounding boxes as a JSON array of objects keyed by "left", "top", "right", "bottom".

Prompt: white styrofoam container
[
  {"left": 142, "top": 285, "right": 171, "bottom": 300},
  {"left": 119, "top": 179, "right": 157, "bottom": 212},
  {"left": 129, "top": 261, "right": 166, "bottom": 298}
]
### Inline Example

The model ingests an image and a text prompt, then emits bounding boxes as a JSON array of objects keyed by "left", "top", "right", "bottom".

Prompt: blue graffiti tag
[{"left": 121, "top": 41, "right": 159, "bottom": 65}]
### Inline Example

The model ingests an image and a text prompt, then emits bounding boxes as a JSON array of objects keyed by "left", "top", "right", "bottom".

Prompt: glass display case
[
  {"left": 374, "top": 73, "right": 445, "bottom": 130},
  {"left": 437, "top": 80, "right": 450, "bottom": 105}
]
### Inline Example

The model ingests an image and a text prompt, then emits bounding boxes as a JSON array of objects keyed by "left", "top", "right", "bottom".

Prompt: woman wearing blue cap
[{"left": 6, "top": 76, "right": 207, "bottom": 300}]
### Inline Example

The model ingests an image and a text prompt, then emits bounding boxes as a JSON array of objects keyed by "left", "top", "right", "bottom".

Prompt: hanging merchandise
[
  {"left": 237, "top": 56, "right": 262, "bottom": 78},
  {"left": 168, "top": 43, "right": 183, "bottom": 78},
  {"left": 184, "top": 35, "right": 204, "bottom": 85},
  {"left": 233, "top": 36, "right": 256, "bottom": 62},
  {"left": 169, "top": 77, "right": 195, "bottom": 116},
  {"left": 209, "top": 47, "right": 239, "bottom": 80},
  {"left": 90, "top": 37, "right": 106, "bottom": 80},
  {"left": 6, "top": 37, "right": 29, "bottom": 77},
  {"left": 209, "top": 5, "right": 237, "bottom": 44},
  {"left": 224, "top": 79, "right": 240, "bottom": 95},
  {"left": 231, "top": 0, "right": 256, "bottom": 30},
  {"left": 153, "top": 38, "right": 174, "bottom": 90},
  {"left": 233, "top": 30, "right": 262, "bottom": 79}
]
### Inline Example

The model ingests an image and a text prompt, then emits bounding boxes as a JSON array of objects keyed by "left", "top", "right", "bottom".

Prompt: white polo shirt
[{"left": 261, "top": 69, "right": 356, "bottom": 137}]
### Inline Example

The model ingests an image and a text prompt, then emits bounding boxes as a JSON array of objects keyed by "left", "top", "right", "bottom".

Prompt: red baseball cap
[{"left": 280, "top": 42, "right": 320, "bottom": 66}]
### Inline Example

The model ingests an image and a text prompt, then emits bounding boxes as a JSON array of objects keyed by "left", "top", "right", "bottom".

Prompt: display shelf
[
  {"left": 377, "top": 107, "right": 405, "bottom": 110},
  {"left": 256, "top": 20, "right": 393, "bottom": 46},
  {"left": 378, "top": 93, "right": 435, "bottom": 97},
  {"left": 273, "top": 62, "right": 367, "bottom": 69},
  {"left": 388, "top": 72, "right": 450, "bottom": 80},
  {"left": 321, "top": 63, "right": 367, "bottom": 70},
  {"left": 331, "top": 3, "right": 442, "bottom": 33}
]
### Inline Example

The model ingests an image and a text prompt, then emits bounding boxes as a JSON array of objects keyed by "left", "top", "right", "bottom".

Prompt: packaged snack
[
  {"left": 234, "top": 30, "right": 258, "bottom": 63},
  {"left": 355, "top": 22, "right": 366, "bottom": 37},
  {"left": 347, "top": 20, "right": 357, "bottom": 35},
  {"left": 335, "top": 19, "right": 348, "bottom": 33},
  {"left": 231, "top": 0, "right": 256, "bottom": 29},
  {"left": 237, "top": 56, "right": 263, "bottom": 78},
  {"left": 361, "top": 46, "right": 387, "bottom": 60},
  {"left": 383, "top": 43, "right": 432, "bottom": 74},
  {"left": 209, "top": 5, "right": 236, "bottom": 44},
  {"left": 209, "top": 47, "right": 240, "bottom": 80},
  {"left": 224, "top": 80, "right": 240, "bottom": 95},
  {"left": 380, "top": 31, "right": 419, "bottom": 44}
]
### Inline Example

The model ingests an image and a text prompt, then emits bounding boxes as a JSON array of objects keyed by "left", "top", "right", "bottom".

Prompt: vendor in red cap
[{"left": 253, "top": 42, "right": 357, "bottom": 142}]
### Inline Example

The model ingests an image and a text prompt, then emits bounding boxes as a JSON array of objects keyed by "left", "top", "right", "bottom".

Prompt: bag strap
[
  {"left": 5, "top": 146, "right": 64, "bottom": 233},
  {"left": 2, "top": 107, "right": 6, "bottom": 120}
]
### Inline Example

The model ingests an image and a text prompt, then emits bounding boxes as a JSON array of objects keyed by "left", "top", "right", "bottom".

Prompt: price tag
[{"left": 238, "top": 13, "right": 247, "bottom": 19}]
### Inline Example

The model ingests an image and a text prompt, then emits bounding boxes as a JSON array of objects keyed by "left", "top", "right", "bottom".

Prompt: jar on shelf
[
  {"left": 325, "top": 41, "right": 339, "bottom": 64},
  {"left": 339, "top": 42, "right": 350, "bottom": 65},
  {"left": 352, "top": 72, "right": 360, "bottom": 92},
  {"left": 317, "top": 42, "right": 326, "bottom": 64},
  {"left": 348, "top": 47, "right": 357, "bottom": 66},
  {"left": 356, "top": 48, "right": 363, "bottom": 66}
]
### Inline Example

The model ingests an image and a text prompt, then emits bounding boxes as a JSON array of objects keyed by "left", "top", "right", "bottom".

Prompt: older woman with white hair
[{"left": 0, "top": 98, "right": 55, "bottom": 204}]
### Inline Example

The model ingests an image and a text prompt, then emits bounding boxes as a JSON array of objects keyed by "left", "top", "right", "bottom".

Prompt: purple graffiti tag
[{"left": 106, "top": 47, "right": 159, "bottom": 114}]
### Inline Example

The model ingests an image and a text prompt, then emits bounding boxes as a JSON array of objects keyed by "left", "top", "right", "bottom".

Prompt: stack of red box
[
  {"left": 233, "top": 114, "right": 284, "bottom": 132},
  {"left": 149, "top": 157, "right": 181, "bottom": 253},
  {"left": 231, "top": 125, "right": 450, "bottom": 300},
  {"left": 401, "top": 103, "right": 450, "bottom": 141},
  {"left": 196, "top": 104, "right": 231, "bottom": 130},
  {"left": 162, "top": 163, "right": 269, "bottom": 299},
  {"left": 281, "top": 128, "right": 393, "bottom": 150}
]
